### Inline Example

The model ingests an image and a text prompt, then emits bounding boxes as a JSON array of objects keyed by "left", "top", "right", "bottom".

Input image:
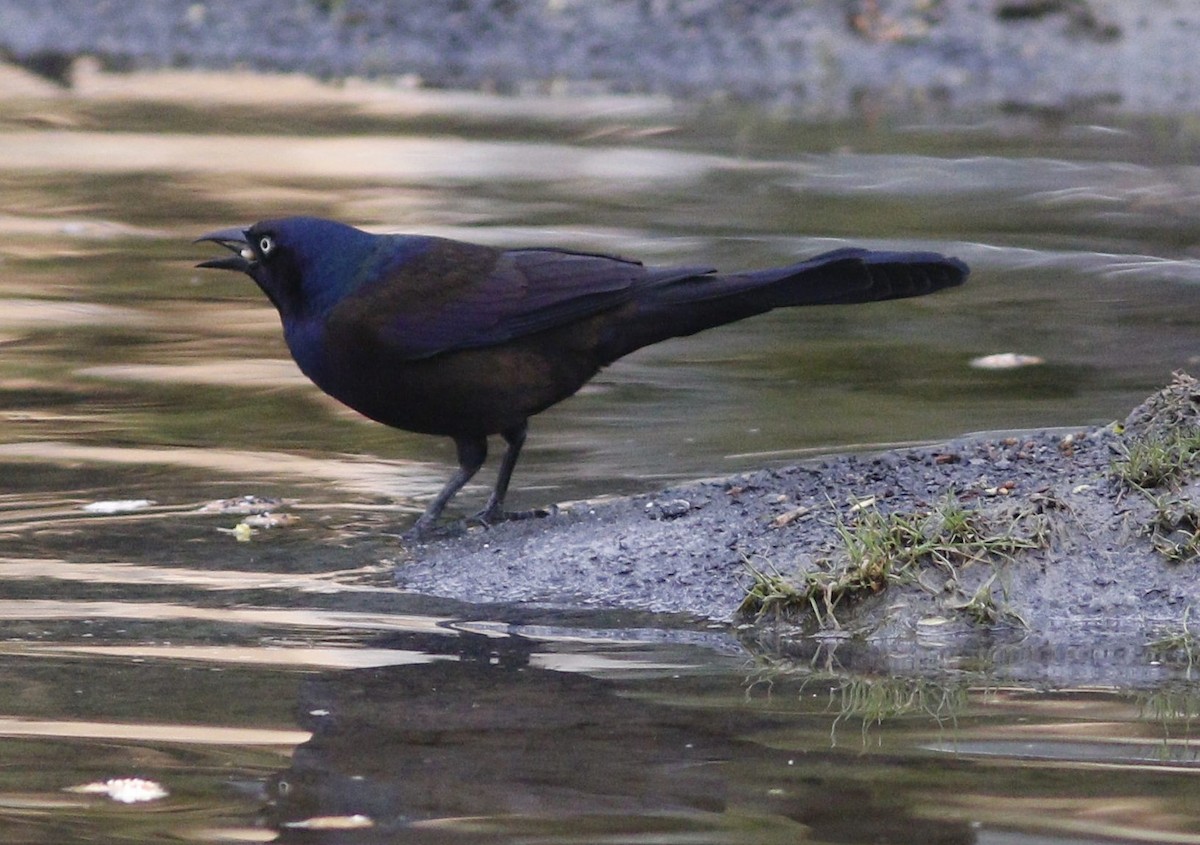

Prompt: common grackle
[{"left": 197, "top": 216, "right": 968, "bottom": 537}]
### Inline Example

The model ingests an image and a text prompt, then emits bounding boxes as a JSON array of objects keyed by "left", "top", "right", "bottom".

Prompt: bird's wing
[{"left": 330, "top": 238, "right": 712, "bottom": 359}]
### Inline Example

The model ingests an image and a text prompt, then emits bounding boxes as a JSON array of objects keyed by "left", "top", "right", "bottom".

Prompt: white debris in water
[
  {"left": 196, "top": 495, "right": 284, "bottom": 515},
  {"left": 969, "top": 353, "right": 1045, "bottom": 370},
  {"left": 66, "top": 777, "right": 168, "bottom": 803},
  {"left": 81, "top": 499, "right": 154, "bottom": 514},
  {"left": 241, "top": 512, "right": 300, "bottom": 528},
  {"left": 283, "top": 814, "right": 374, "bottom": 830}
]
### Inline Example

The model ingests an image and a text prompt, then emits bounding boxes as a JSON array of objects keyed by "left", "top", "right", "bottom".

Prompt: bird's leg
[
  {"left": 473, "top": 421, "right": 542, "bottom": 525},
  {"left": 405, "top": 436, "right": 487, "bottom": 539}
]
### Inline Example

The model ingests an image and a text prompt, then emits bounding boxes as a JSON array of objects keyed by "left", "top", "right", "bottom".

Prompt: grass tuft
[
  {"left": 1148, "top": 607, "right": 1198, "bottom": 673},
  {"left": 740, "top": 493, "right": 1046, "bottom": 626},
  {"left": 1111, "top": 429, "right": 1200, "bottom": 490},
  {"left": 1111, "top": 423, "right": 1200, "bottom": 563}
]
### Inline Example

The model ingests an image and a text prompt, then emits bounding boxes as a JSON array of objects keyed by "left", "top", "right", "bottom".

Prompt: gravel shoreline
[{"left": 3, "top": 1, "right": 1199, "bottom": 118}]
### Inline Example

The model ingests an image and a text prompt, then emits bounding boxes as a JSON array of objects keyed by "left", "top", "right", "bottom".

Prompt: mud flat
[{"left": 397, "top": 374, "right": 1200, "bottom": 682}]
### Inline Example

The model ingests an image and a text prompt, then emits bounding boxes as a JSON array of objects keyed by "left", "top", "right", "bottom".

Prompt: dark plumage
[{"left": 197, "top": 216, "right": 968, "bottom": 536}]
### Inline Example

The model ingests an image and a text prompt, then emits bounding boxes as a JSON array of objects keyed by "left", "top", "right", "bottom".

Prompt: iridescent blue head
[{"left": 196, "top": 216, "right": 383, "bottom": 319}]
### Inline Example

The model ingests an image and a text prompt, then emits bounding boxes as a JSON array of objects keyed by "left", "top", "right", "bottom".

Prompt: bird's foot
[
  {"left": 400, "top": 524, "right": 432, "bottom": 543},
  {"left": 401, "top": 512, "right": 454, "bottom": 542},
  {"left": 468, "top": 504, "right": 554, "bottom": 528},
  {"left": 401, "top": 504, "right": 554, "bottom": 541}
]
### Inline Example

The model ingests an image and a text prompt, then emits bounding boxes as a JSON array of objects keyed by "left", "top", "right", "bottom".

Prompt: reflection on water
[
  {"left": 4, "top": 65, "right": 1200, "bottom": 842},
  {"left": 5, "top": 593, "right": 1200, "bottom": 843},
  {"left": 3, "top": 504, "right": 1200, "bottom": 843}
]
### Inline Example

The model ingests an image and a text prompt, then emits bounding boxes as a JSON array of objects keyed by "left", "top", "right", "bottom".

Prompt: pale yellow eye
[{"left": 259, "top": 235, "right": 275, "bottom": 254}]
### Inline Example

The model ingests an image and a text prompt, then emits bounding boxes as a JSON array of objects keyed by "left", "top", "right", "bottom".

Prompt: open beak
[{"left": 195, "top": 226, "right": 253, "bottom": 272}]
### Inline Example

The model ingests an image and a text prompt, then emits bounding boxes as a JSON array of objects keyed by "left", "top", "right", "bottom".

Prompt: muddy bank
[
  {"left": 3, "top": 1, "right": 1200, "bottom": 118},
  {"left": 399, "top": 374, "right": 1200, "bottom": 677}
]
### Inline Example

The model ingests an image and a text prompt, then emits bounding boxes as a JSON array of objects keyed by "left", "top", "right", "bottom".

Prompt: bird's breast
[
  {"left": 282, "top": 318, "right": 349, "bottom": 403},
  {"left": 278, "top": 313, "right": 609, "bottom": 439}
]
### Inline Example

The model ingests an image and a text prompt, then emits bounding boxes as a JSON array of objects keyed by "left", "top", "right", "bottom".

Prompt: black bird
[{"left": 197, "top": 216, "right": 967, "bottom": 536}]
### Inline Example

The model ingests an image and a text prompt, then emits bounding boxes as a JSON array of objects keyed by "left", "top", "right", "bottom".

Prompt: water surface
[{"left": 3, "top": 68, "right": 1200, "bottom": 843}]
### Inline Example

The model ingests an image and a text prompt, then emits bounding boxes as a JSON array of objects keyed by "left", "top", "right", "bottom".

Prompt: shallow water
[{"left": 4, "top": 68, "right": 1200, "bottom": 842}]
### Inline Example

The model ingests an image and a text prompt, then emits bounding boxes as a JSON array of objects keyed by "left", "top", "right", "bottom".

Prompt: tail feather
[
  {"left": 602, "top": 247, "right": 968, "bottom": 361},
  {"left": 646, "top": 247, "right": 968, "bottom": 309},
  {"left": 780, "top": 248, "right": 970, "bottom": 306}
]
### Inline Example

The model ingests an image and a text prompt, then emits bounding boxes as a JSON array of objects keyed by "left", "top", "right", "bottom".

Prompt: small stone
[{"left": 645, "top": 499, "right": 692, "bottom": 519}]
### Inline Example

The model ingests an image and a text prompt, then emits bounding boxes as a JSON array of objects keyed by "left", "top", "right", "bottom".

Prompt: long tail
[{"left": 601, "top": 247, "right": 968, "bottom": 361}]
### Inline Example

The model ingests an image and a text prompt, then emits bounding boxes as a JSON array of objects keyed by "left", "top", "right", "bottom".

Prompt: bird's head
[{"left": 196, "top": 216, "right": 379, "bottom": 319}]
